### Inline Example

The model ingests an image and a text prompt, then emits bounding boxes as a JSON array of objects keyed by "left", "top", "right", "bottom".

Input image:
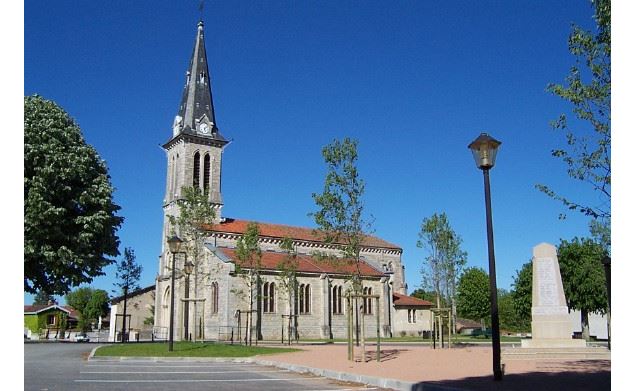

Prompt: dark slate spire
[{"left": 171, "top": 21, "right": 226, "bottom": 142}]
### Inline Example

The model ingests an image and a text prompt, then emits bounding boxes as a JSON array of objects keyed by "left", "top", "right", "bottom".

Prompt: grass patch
[{"left": 94, "top": 342, "right": 300, "bottom": 358}]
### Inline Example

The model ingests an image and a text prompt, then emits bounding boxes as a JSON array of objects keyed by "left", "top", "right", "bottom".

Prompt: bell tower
[{"left": 161, "top": 20, "right": 228, "bottom": 254}]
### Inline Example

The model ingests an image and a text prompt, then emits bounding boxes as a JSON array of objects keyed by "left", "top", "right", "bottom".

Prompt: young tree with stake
[{"left": 114, "top": 247, "right": 142, "bottom": 342}]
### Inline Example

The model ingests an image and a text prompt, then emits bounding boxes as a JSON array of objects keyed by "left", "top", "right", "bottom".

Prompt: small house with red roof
[
  {"left": 152, "top": 21, "right": 428, "bottom": 341},
  {"left": 24, "top": 303, "right": 79, "bottom": 339},
  {"left": 392, "top": 293, "right": 434, "bottom": 336}
]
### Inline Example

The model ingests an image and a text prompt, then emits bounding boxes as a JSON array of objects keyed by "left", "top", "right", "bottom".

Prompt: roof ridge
[{"left": 208, "top": 217, "right": 402, "bottom": 250}]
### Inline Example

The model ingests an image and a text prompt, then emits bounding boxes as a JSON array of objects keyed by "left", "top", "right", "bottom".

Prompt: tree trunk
[
  {"left": 122, "top": 287, "right": 128, "bottom": 343},
  {"left": 581, "top": 310, "right": 590, "bottom": 341}
]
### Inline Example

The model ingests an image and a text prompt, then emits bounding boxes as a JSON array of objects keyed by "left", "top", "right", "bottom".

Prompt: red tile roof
[
  {"left": 217, "top": 247, "right": 385, "bottom": 277},
  {"left": 204, "top": 218, "right": 401, "bottom": 250},
  {"left": 392, "top": 292, "right": 433, "bottom": 307}
]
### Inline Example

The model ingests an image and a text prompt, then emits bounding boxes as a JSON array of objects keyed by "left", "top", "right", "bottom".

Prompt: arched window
[
  {"left": 298, "top": 283, "right": 311, "bottom": 314},
  {"left": 211, "top": 282, "right": 218, "bottom": 314},
  {"left": 332, "top": 285, "right": 342, "bottom": 314},
  {"left": 262, "top": 282, "right": 275, "bottom": 313},
  {"left": 193, "top": 152, "right": 200, "bottom": 188},
  {"left": 203, "top": 154, "right": 211, "bottom": 194}
]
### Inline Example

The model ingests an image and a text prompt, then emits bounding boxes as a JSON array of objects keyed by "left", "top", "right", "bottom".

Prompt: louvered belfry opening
[
  {"left": 193, "top": 152, "right": 200, "bottom": 188},
  {"left": 203, "top": 154, "right": 210, "bottom": 194}
]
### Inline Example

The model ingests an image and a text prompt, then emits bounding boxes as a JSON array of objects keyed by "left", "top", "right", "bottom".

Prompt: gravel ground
[{"left": 260, "top": 344, "right": 610, "bottom": 390}]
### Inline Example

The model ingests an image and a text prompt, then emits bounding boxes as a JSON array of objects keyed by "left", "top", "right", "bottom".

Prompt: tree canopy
[
  {"left": 33, "top": 290, "right": 57, "bottom": 306},
  {"left": 511, "top": 261, "right": 532, "bottom": 323},
  {"left": 311, "top": 137, "right": 371, "bottom": 284},
  {"left": 114, "top": 247, "right": 142, "bottom": 295},
  {"left": 416, "top": 212, "right": 467, "bottom": 309},
  {"left": 24, "top": 95, "right": 123, "bottom": 295},
  {"left": 557, "top": 237, "right": 608, "bottom": 339},
  {"left": 168, "top": 186, "right": 216, "bottom": 269},
  {"left": 456, "top": 267, "right": 490, "bottom": 323},
  {"left": 537, "top": 0, "right": 611, "bottom": 246},
  {"left": 65, "top": 287, "right": 110, "bottom": 331}
]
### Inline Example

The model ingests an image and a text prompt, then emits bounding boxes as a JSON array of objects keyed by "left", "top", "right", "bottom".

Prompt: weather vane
[{"left": 199, "top": 0, "right": 205, "bottom": 20}]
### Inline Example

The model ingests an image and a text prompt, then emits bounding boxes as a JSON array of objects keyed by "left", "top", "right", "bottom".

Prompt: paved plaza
[{"left": 256, "top": 343, "right": 611, "bottom": 390}]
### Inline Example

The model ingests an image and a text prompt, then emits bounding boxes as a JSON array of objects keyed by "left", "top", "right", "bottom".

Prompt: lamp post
[
  {"left": 468, "top": 133, "right": 503, "bottom": 381},
  {"left": 183, "top": 260, "right": 194, "bottom": 341},
  {"left": 167, "top": 235, "right": 184, "bottom": 352},
  {"left": 601, "top": 255, "right": 611, "bottom": 350}
]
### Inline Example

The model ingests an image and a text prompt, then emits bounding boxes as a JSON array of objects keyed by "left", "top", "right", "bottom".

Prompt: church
[{"left": 153, "top": 21, "right": 433, "bottom": 341}]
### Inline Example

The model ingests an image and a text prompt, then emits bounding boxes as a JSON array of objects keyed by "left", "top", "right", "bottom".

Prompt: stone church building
[{"left": 154, "top": 21, "right": 432, "bottom": 341}]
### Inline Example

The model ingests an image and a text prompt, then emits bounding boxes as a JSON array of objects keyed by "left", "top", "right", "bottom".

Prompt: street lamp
[
  {"left": 468, "top": 132, "right": 503, "bottom": 381},
  {"left": 601, "top": 255, "right": 611, "bottom": 350},
  {"left": 167, "top": 235, "right": 184, "bottom": 352},
  {"left": 183, "top": 260, "right": 194, "bottom": 341}
]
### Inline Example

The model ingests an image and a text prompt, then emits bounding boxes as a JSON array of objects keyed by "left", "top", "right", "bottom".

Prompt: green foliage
[
  {"left": 511, "top": 261, "right": 532, "bottom": 322},
  {"left": 311, "top": 138, "right": 371, "bottom": 285},
  {"left": 235, "top": 222, "right": 262, "bottom": 301},
  {"left": 235, "top": 222, "right": 262, "bottom": 273},
  {"left": 557, "top": 237, "right": 608, "bottom": 315},
  {"left": 24, "top": 95, "right": 123, "bottom": 295},
  {"left": 276, "top": 237, "right": 299, "bottom": 304},
  {"left": 33, "top": 290, "right": 57, "bottom": 305},
  {"left": 416, "top": 213, "right": 467, "bottom": 308},
  {"left": 24, "top": 315, "right": 40, "bottom": 333},
  {"left": 168, "top": 186, "right": 216, "bottom": 264},
  {"left": 456, "top": 267, "right": 490, "bottom": 323},
  {"left": 65, "top": 287, "right": 110, "bottom": 331},
  {"left": 537, "top": 0, "right": 610, "bottom": 235},
  {"left": 498, "top": 289, "right": 530, "bottom": 332},
  {"left": 114, "top": 247, "right": 142, "bottom": 295}
]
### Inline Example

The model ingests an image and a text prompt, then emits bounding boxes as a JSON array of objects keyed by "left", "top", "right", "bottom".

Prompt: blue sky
[{"left": 24, "top": 1, "right": 609, "bottom": 304}]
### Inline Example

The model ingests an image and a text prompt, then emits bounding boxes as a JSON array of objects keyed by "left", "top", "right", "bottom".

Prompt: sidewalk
[{"left": 252, "top": 343, "right": 611, "bottom": 391}]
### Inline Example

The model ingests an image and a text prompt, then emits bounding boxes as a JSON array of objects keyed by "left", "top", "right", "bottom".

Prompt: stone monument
[{"left": 521, "top": 243, "right": 586, "bottom": 348}]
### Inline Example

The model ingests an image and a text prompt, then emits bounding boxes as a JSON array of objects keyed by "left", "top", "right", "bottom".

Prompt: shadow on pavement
[
  {"left": 356, "top": 349, "right": 408, "bottom": 363},
  {"left": 411, "top": 360, "right": 610, "bottom": 391}
]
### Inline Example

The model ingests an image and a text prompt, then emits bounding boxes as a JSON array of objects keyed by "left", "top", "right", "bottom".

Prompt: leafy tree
[
  {"left": 33, "top": 290, "right": 57, "bottom": 306},
  {"left": 168, "top": 186, "right": 217, "bottom": 336},
  {"left": 276, "top": 237, "right": 299, "bottom": 342},
  {"left": 24, "top": 95, "right": 123, "bottom": 295},
  {"left": 511, "top": 261, "right": 533, "bottom": 323},
  {"left": 311, "top": 137, "right": 373, "bottom": 347},
  {"left": 65, "top": 287, "right": 110, "bottom": 332},
  {"left": 312, "top": 138, "right": 372, "bottom": 282},
  {"left": 498, "top": 289, "right": 529, "bottom": 332},
  {"left": 536, "top": 0, "right": 610, "bottom": 244},
  {"left": 416, "top": 212, "right": 467, "bottom": 330},
  {"left": 234, "top": 222, "right": 262, "bottom": 341},
  {"left": 456, "top": 267, "right": 490, "bottom": 325},
  {"left": 114, "top": 247, "right": 142, "bottom": 342},
  {"left": 557, "top": 237, "right": 608, "bottom": 340}
]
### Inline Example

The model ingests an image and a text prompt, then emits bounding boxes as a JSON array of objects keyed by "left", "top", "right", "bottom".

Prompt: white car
[{"left": 75, "top": 333, "right": 90, "bottom": 342}]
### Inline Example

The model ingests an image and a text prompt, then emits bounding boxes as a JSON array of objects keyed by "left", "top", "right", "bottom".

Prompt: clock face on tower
[{"left": 199, "top": 123, "right": 210, "bottom": 135}]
